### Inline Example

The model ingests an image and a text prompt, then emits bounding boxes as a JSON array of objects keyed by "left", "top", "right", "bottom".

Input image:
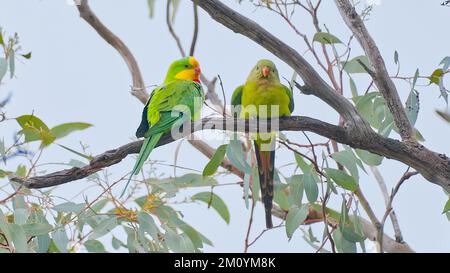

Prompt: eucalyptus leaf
[
  {"left": 325, "top": 168, "right": 358, "bottom": 192},
  {"left": 343, "top": 56, "right": 371, "bottom": 74},
  {"left": 202, "top": 144, "right": 227, "bottom": 176},
  {"left": 313, "top": 32, "right": 342, "bottom": 44},
  {"left": 355, "top": 149, "right": 383, "bottom": 166},
  {"left": 285, "top": 205, "right": 309, "bottom": 239},
  {"left": 9, "top": 224, "right": 28, "bottom": 253},
  {"left": 0, "top": 57, "right": 7, "bottom": 82},
  {"left": 192, "top": 192, "right": 230, "bottom": 224},
  {"left": 84, "top": 239, "right": 107, "bottom": 253},
  {"left": 23, "top": 223, "right": 52, "bottom": 237},
  {"left": 52, "top": 229, "right": 69, "bottom": 253},
  {"left": 50, "top": 122, "right": 92, "bottom": 139},
  {"left": 137, "top": 212, "right": 159, "bottom": 241},
  {"left": 52, "top": 202, "right": 85, "bottom": 213},
  {"left": 89, "top": 217, "right": 117, "bottom": 240},
  {"left": 443, "top": 199, "right": 450, "bottom": 214}
]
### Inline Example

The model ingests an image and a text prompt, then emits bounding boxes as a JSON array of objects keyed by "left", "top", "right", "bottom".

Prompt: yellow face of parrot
[{"left": 173, "top": 57, "right": 202, "bottom": 83}]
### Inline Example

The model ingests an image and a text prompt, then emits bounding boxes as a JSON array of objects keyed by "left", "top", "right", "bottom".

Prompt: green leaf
[
  {"left": 147, "top": 0, "right": 155, "bottom": 18},
  {"left": 89, "top": 217, "right": 117, "bottom": 240},
  {"left": 52, "top": 229, "right": 69, "bottom": 253},
  {"left": 191, "top": 192, "right": 230, "bottom": 224},
  {"left": 288, "top": 175, "right": 304, "bottom": 207},
  {"left": 0, "top": 57, "right": 8, "bottom": 82},
  {"left": 251, "top": 165, "right": 260, "bottom": 202},
  {"left": 137, "top": 212, "right": 159, "bottom": 241},
  {"left": 355, "top": 149, "right": 383, "bottom": 166},
  {"left": 50, "top": 122, "right": 92, "bottom": 139},
  {"left": 16, "top": 115, "right": 54, "bottom": 145},
  {"left": 325, "top": 168, "right": 358, "bottom": 192},
  {"left": 440, "top": 56, "right": 450, "bottom": 71},
  {"left": 285, "top": 205, "right": 309, "bottom": 239},
  {"left": 37, "top": 234, "right": 51, "bottom": 253},
  {"left": 330, "top": 150, "right": 360, "bottom": 181},
  {"left": 339, "top": 200, "right": 365, "bottom": 243},
  {"left": 349, "top": 77, "right": 358, "bottom": 97},
  {"left": 14, "top": 209, "right": 30, "bottom": 225},
  {"left": 202, "top": 144, "right": 227, "bottom": 176},
  {"left": 274, "top": 184, "right": 290, "bottom": 211},
  {"left": 0, "top": 138, "right": 5, "bottom": 161},
  {"left": 343, "top": 55, "right": 371, "bottom": 74},
  {"left": 173, "top": 173, "right": 218, "bottom": 188},
  {"left": 429, "top": 68, "right": 444, "bottom": 85},
  {"left": 303, "top": 172, "right": 319, "bottom": 203},
  {"left": 0, "top": 30, "right": 4, "bottom": 46},
  {"left": 170, "top": 0, "right": 181, "bottom": 23},
  {"left": 21, "top": 52, "right": 32, "bottom": 59},
  {"left": 333, "top": 228, "right": 356, "bottom": 253},
  {"left": 436, "top": 110, "right": 450, "bottom": 123},
  {"left": 443, "top": 199, "right": 450, "bottom": 214},
  {"left": 84, "top": 239, "right": 107, "bottom": 253},
  {"left": 23, "top": 223, "right": 53, "bottom": 237},
  {"left": 313, "top": 32, "right": 342, "bottom": 44},
  {"left": 0, "top": 209, "right": 12, "bottom": 244},
  {"left": 57, "top": 144, "right": 93, "bottom": 160},
  {"left": 405, "top": 90, "right": 419, "bottom": 126},
  {"left": 9, "top": 50, "right": 15, "bottom": 78},
  {"left": 294, "top": 153, "right": 311, "bottom": 173},
  {"left": 52, "top": 202, "right": 85, "bottom": 213},
  {"left": 112, "top": 236, "right": 125, "bottom": 250},
  {"left": 172, "top": 219, "right": 205, "bottom": 250},
  {"left": 9, "top": 224, "right": 28, "bottom": 253},
  {"left": 226, "top": 139, "right": 250, "bottom": 173}
]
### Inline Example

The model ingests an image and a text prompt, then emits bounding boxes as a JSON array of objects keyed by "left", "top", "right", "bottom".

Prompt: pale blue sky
[{"left": 1, "top": 0, "right": 449, "bottom": 252}]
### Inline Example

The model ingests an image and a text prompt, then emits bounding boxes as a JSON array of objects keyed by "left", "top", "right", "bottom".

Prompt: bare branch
[
  {"left": 370, "top": 166, "right": 404, "bottom": 242},
  {"left": 334, "top": 0, "right": 414, "bottom": 141},
  {"left": 11, "top": 115, "right": 450, "bottom": 194},
  {"left": 77, "top": 0, "right": 148, "bottom": 104},
  {"left": 190, "top": 1, "right": 199, "bottom": 56},
  {"left": 166, "top": 0, "right": 186, "bottom": 57}
]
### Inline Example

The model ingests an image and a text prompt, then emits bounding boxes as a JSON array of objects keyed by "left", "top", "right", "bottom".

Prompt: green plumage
[
  {"left": 232, "top": 59, "right": 294, "bottom": 228},
  {"left": 121, "top": 57, "right": 204, "bottom": 197}
]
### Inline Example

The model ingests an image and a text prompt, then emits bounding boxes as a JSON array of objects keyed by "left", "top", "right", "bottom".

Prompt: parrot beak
[
  {"left": 195, "top": 66, "right": 201, "bottom": 76},
  {"left": 193, "top": 66, "right": 201, "bottom": 83},
  {"left": 262, "top": 66, "right": 270, "bottom": 78}
]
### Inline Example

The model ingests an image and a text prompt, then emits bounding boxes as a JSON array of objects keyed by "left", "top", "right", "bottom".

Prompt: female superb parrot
[
  {"left": 121, "top": 57, "right": 204, "bottom": 197},
  {"left": 231, "top": 59, "right": 294, "bottom": 228}
]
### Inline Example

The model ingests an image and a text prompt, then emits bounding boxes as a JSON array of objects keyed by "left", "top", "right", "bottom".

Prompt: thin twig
[
  {"left": 166, "top": 0, "right": 186, "bottom": 57},
  {"left": 190, "top": 1, "right": 199, "bottom": 56}
]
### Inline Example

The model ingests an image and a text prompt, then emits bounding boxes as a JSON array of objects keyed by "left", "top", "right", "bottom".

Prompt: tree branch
[
  {"left": 193, "top": 0, "right": 370, "bottom": 134},
  {"left": 11, "top": 115, "right": 450, "bottom": 193},
  {"left": 192, "top": 0, "right": 450, "bottom": 193},
  {"left": 77, "top": 0, "right": 148, "bottom": 104},
  {"left": 370, "top": 166, "right": 404, "bottom": 243},
  {"left": 334, "top": 0, "right": 414, "bottom": 141}
]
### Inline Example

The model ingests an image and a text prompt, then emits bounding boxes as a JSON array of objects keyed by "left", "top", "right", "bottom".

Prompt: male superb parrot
[
  {"left": 121, "top": 57, "right": 204, "bottom": 197},
  {"left": 231, "top": 60, "right": 294, "bottom": 228}
]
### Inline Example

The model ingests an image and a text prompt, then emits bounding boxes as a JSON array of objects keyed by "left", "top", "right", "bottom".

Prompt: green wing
[
  {"left": 283, "top": 85, "right": 295, "bottom": 114},
  {"left": 136, "top": 89, "right": 155, "bottom": 138},
  {"left": 231, "top": 85, "right": 244, "bottom": 117},
  {"left": 141, "top": 80, "right": 203, "bottom": 137},
  {"left": 124, "top": 80, "right": 204, "bottom": 197}
]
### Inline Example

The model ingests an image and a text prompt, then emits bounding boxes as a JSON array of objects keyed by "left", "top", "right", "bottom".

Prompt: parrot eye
[
  {"left": 184, "top": 64, "right": 190, "bottom": 68},
  {"left": 256, "top": 66, "right": 259, "bottom": 70}
]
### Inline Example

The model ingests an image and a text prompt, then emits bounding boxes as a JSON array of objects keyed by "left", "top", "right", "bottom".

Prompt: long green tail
[
  {"left": 120, "top": 132, "right": 163, "bottom": 198},
  {"left": 254, "top": 141, "right": 275, "bottom": 229}
]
